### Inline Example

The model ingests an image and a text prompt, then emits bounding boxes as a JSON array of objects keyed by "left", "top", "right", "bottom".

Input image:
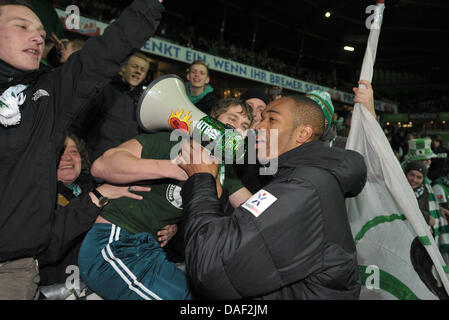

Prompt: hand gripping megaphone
[{"left": 136, "top": 74, "right": 246, "bottom": 162}]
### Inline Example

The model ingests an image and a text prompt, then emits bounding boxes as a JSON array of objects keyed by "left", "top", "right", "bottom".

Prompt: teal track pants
[{"left": 78, "top": 223, "right": 192, "bottom": 300}]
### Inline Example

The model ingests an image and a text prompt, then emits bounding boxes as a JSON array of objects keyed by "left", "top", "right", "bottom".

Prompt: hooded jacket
[
  {"left": 186, "top": 83, "right": 219, "bottom": 115},
  {"left": 0, "top": 0, "right": 164, "bottom": 262},
  {"left": 181, "top": 141, "right": 367, "bottom": 299}
]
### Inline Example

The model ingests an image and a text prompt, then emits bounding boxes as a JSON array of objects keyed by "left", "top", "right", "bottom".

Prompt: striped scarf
[
  {"left": 403, "top": 159, "right": 449, "bottom": 255},
  {"left": 414, "top": 184, "right": 425, "bottom": 198},
  {"left": 425, "top": 177, "right": 449, "bottom": 253}
]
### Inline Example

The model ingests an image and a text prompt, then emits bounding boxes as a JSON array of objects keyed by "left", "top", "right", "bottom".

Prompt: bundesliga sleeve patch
[{"left": 242, "top": 189, "right": 277, "bottom": 218}]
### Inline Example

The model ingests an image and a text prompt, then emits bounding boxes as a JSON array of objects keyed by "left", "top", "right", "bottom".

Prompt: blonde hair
[
  {"left": 187, "top": 60, "right": 209, "bottom": 76},
  {"left": 129, "top": 52, "right": 150, "bottom": 64}
]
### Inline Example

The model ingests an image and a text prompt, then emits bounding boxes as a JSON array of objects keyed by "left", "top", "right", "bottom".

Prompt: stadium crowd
[{"left": 1, "top": 0, "right": 449, "bottom": 301}]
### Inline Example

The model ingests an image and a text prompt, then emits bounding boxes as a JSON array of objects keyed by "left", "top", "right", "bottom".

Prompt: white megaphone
[
  {"left": 136, "top": 74, "right": 247, "bottom": 162},
  {"left": 137, "top": 74, "right": 205, "bottom": 133}
]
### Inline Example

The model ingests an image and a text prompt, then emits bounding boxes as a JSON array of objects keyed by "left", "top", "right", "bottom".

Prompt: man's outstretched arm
[{"left": 91, "top": 138, "right": 188, "bottom": 184}]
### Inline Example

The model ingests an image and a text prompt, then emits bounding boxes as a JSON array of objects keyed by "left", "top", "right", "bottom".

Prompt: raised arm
[
  {"left": 353, "top": 80, "right": 376, "bottom": 118},
  {"left": 91, "top": 138, "right": 188, "bottom": 184},
  {"left": 52, "top": 0, "right": 165, "bottom": 145}
]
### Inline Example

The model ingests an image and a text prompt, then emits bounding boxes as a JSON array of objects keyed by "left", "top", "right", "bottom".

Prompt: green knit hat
[
  {"left": 405, "top": 138, "right": 437, "bottom": 162},
  {"left": 305, "top": 90, "right": 334, "bottom": 125}
]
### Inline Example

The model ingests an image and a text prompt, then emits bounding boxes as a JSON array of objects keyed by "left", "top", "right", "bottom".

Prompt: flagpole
[{"left": 359, "top": 0, "right": 385, "bottom": 84}]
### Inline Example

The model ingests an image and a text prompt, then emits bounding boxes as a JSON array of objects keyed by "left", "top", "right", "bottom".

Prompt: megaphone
[{"left": 137, "top": 74, "right": 246, "bottom": 162}]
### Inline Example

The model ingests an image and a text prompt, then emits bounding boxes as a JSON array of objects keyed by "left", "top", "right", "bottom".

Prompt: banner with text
[{"left": 55, "top": 8, "right": 397, "bottom": 113}]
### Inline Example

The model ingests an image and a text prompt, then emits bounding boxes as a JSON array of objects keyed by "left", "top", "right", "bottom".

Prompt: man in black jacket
[
  {"left": 185, "top": 60, "right": 218, "bottom": 115},
  {"left": 72, "top": 52, "right": 150, "bottom": 162},
  {"left": 0, "top": 0, "right": 164, "bottom": 299},
  {"left": 179, "top": 94, "right": 367, "bottom": 299}
]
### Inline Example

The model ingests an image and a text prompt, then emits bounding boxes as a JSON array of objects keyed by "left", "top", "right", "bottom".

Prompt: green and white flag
[{"left": 345, "top": 1, "right": 449, "bottom": 299}]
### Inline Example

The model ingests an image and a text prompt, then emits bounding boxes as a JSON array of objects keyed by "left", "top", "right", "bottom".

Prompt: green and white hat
[
  {"left": 305, "top": 90, "right": 334, "bottom": 125},
  {"left": 405, "top": 138, "right": 437, "bottom": 162}
]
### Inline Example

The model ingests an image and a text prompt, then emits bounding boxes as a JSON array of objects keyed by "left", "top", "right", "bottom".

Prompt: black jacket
[
  {"left": 195, "top": 91, "right": 219, "bottom": 115},
  {"left": 0, "top": 0, "right": 164, "bottom": 262},
  {"left": 38, "top": 175, "right": 98, "bottom": 285},
  {"left": 181, "top": 141, "right": 367, "bottom": 299},
  {"left": 72, "top": 75, "right": 145, "bottom": 162}
]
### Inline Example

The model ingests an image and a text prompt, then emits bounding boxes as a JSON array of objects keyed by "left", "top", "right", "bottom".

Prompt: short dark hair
[
  {"left": 210, "top": 98, "right": 254, "bottom": 127},
  {"left": 287, "top": 94, "right": 325, "bottom": 139},
  {"left": 0, "top": 0, "right": 33, "bottom": 15}
]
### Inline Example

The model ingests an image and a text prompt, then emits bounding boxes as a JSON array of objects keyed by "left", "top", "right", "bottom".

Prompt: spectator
[
  {"left": 338, "top": 111, "right": 353, "bottom": 137},
  {"left": 312, "top": 80, "right": 375, "bottom": 149},
  {"left": 37, "top": 133, "right": 150, "bottom": 299},
  {"left": 306, "top": 89, "right": 344, "bottom": 148},
  {"left": 432, "top": 167, "right": 449, "bottom": 224},
  {"left": 179, "top": 94, "right": 367, "bottom": 299},
  {"left": 234, "top": 87, "right": 271, "bottom": 193},
  {"left": 78, "top": 98, "right": 253, "bottom": 300},
  {"left": 58, "top": 38, "right": 86, "bottom": 64},
  {"left": 402, "top": 138, "right": 449, "bottom": 263},
  {"left": 185, "top": 59, "right": 218, "bottom": 115},
  {"left": 240, "top": 87, "right": 270, "bottom": 130},
  {"left": 72, "top": 52, "right": 150, "bottom": 162},
  {"left": 333, "top": 111, "right": 344, "bottom": 131},
  {"left": 269, "top": 86, "right": 282, "bottom": 101},
  {"left": 0, "top": 0, "right": 164, "bottom": 299},
  {"left": 405, "top": 161, "right": 435, "bottom": 228},
  {"left": 428, "top": 134, "right": 449, "bottom": 181}
]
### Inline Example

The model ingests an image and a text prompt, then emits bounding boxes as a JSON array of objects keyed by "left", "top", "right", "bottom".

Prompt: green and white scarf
[
  {"left": 414, "top": 184, "right": 425, "bottom": 198},
  {"left": 66, "top": 183, "right": 83, "bottom": 198},
  {"left": 425, "top": 177, "right": 449, "bottom": 254},
  {"left": 0, "top": 84, "right": 28, "bottom": 127}
]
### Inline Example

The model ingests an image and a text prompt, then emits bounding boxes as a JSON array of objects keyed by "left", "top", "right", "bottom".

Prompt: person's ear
[
  {"left": 295, "top": 125, "right": 314, "bottom": 145},
  {"left": 205, "top": 75, "right": 210, "bottom": 84}
]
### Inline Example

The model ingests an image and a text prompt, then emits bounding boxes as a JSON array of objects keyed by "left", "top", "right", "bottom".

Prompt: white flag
[{"left": 345, "top": 1, "right": 449, "bottom": 299}]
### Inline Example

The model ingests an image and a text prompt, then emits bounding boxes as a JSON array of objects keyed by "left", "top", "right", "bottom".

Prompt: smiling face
[
  {"left": 255, "top": 96, "right": 323, "bottom": 162},
  {"left": 187, "top": 62, "right": 209, "bottom": 91},
  {"left": 406, "top": 170, "right": 424, "bottom": 189},
  {"left": 0, "top": 5, "right": 45, "bottom": 71},
  {"left": 255, "top": 97, "right": 301, "bottom": 162},
  {"left": 121, "top": 55, "right": 150, "bottom": 89},
  {"left": 57, "top": 138, "right": 82, "bottom": 186}
]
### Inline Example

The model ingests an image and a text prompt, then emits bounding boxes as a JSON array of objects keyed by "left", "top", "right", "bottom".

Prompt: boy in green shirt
[{"left": 78, "top": 98, "right": 253, "bottom": 300}]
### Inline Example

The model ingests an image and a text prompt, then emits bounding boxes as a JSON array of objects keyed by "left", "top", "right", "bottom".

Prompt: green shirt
[{"left": 100, "top": 131, "right": 244, "bottom": 239}]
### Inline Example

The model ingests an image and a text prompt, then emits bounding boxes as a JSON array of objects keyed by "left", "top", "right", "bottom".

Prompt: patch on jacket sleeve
[{"left": 242, "top": 189, "right": 277, "bottom": 217}]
